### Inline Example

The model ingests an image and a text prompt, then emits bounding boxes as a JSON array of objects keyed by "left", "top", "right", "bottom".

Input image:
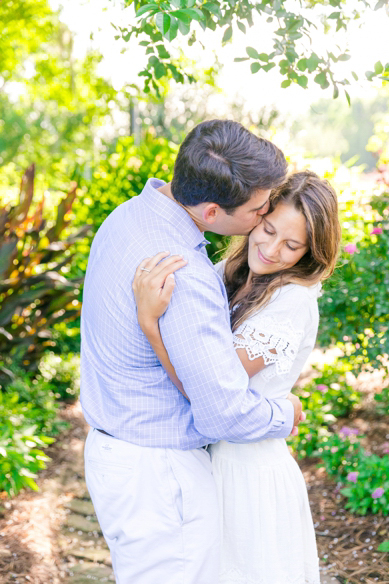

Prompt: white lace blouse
[{"left": 216, "top": 260, "right": 321, "bottom": 400}]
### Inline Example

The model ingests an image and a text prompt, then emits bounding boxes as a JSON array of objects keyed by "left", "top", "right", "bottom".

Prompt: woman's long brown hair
[{"left": 223, "top": 171, "right": 341, "bottom": 331}]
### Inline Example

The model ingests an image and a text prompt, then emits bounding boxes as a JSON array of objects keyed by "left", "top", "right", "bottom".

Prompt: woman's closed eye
[{"left": 286, "top": 243, "right": 298, "bottom": 251}]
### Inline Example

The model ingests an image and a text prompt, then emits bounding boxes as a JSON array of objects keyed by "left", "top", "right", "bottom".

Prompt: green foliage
[
  {"left": 374, "top": 386, "right": 389, "bottom": 416},
  {"left": 301, "top": 361, "right": 360, "bottom": 419},
  {"left": 0, "top": 165, "right": 89, "bottom": 378},
  {"left": 0, "top": 1, "right": 124, "bottom": 193},
  {"left": 319, "top": 171, "right": 389, "bottom": 372},
  {"left": 0, "top": 369, "right": 66, "bottom": 497},
  {"left": 0, "top": 0, "right": 53, "bottom": 83},
  {"left": 378, "top": 540, "right": 389, "bottom": 552},
  {"left": 340, "top": 453, "right": 389, "bottom": 516},
  {"left": 75, "top": 135, "right": 177, "bottom": 232},
  {"left": 38, "top": 352, "right": 80, "bottom": 402},
  {"left": 115, "top": 0, "right": 389, "bottom": 95},
  {"left": 318, "top": 432, "right": 363, "bottom": 481},
  {"left": 289, "top": 360, "right": 361, "bottom": 458}
]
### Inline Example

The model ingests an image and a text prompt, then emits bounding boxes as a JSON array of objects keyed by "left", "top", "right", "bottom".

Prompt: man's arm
[{"left": 158, "top": 265, "right": 295, "bottom": 442}]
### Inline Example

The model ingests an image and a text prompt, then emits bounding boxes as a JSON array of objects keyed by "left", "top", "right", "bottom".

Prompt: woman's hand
[{"left": 132, "top": 252, "right": 188, "bottom": 333}]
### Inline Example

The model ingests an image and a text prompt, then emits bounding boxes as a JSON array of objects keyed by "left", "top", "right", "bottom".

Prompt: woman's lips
[{"left": 257, "top": 248, "right": 276, "bottom": 264}]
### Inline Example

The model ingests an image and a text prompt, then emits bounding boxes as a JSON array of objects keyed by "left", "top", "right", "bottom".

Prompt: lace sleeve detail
[{"left": 233, "top": 314, "right": 304, "bottom": 378}]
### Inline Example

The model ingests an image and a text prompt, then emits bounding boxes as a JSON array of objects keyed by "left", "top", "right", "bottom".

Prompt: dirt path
[{"left": 1, "top": 399, "right": 387, "bottom": 584}]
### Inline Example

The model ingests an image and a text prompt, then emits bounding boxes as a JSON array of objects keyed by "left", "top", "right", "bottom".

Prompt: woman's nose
[{"left": 265, "top": 239, "right": 280, "bottom": 258}]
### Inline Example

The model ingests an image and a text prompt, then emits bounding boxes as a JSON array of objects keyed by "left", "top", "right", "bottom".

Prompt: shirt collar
[{"left": 140, "top": 178, "right": 209, "bottom": 250}]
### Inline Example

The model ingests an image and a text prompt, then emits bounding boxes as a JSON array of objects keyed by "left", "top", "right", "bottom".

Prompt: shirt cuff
[{"left": 270, "top": 397, "right": 295, "bottom": 439}]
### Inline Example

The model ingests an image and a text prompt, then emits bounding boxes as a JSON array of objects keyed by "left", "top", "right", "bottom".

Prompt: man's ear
[{"left": 202, "top": 203, "right": 221, "bottom": 225}]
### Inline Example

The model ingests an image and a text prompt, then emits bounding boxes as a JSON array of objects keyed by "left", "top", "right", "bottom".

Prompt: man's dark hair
[{"left": 171, "top": 119, "right": 287, "bottom": 213}]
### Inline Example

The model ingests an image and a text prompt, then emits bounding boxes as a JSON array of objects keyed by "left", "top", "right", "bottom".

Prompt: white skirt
[{"left": 210, "top": 438, "right": 321, "bottom": 584}]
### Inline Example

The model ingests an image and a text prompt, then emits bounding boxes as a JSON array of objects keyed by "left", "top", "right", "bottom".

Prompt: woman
[{"left": 132, "top": 171, "right": 341, "bottom": 584}]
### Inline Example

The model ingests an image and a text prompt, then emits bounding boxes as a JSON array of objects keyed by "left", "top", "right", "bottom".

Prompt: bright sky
[{"left": 51, "top": 0, "right": 389, "bottom": 116}]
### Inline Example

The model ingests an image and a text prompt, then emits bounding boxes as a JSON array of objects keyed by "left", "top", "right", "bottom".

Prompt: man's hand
[{"left": 286, "top": 393, "right": 304, "bottom": 436}]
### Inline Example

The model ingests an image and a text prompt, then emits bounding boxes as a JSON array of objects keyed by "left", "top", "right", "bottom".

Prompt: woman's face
[{"left": 248, "top": 202, "right": 309, "bottom": 276}]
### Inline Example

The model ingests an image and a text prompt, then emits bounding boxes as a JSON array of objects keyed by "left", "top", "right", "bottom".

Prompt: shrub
[
  {"left": 374, "top": 386, "right": 389, "bottom": 416},
  {"left": 0, "top": 369, "right": 67, "bottom": 496},
  {"left": 318, "top": 430, "right": 363, "bottom": 481},
  {"left": 0, "top": 164, "right": 89, "bottom": 379},
  {"left": 318, "top": 167, "right": 389, "bottom": 372},
  {"left": 38, "top": 352, "right": 80, "bottom": 402},
  {"left": 340, "top": 453, "right": 389, "bottom": 516},
  {"left": 290, "top": 360, "right": 361, "bottom": 459}
]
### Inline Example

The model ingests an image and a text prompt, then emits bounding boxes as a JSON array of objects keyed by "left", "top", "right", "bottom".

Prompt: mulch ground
[{"left": 0, "top": 375, "right": 388, "bottom": 584}]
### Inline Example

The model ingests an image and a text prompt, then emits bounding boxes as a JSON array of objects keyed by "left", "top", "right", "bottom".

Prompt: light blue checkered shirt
[{"left": 80, "top": 178, "right": 294, "bottom": 449}]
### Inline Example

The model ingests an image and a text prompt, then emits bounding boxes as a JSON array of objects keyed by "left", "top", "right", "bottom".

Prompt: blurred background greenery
[{"left": 0, "top": 0, "right": 388, "bottom": 519}]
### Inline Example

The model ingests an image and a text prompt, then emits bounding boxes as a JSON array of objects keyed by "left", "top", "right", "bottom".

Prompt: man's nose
[{"left": 258, "top": 201, "right": 270, "bottom": 215}]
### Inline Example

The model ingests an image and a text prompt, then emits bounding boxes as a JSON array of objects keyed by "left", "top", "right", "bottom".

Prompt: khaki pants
[{"left": 84, "top": 428, "right": 220, "bottom": 584}]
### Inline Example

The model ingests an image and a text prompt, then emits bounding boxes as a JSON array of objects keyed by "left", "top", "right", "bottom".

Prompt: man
[{"left": 81, "top": 120, "right": 302, "bottom": 583}]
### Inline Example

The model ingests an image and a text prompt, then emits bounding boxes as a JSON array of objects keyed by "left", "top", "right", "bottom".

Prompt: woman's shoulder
[{"left": 271, "top": 281, "right": 322, "bottom": 304}]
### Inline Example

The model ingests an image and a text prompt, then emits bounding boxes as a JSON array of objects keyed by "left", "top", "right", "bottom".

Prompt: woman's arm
[{"left": 133, "top": 253, "right": 303, "bottom": 431}]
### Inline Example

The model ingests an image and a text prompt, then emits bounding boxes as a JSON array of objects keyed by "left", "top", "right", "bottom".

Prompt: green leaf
[
  {"left": 297, "top": 58, "right": 307, "bottom": 71},
  {"left": 222, "top": 25, "right": 233, "bottom": 43},
  {"left": 234, "top": 57, "right": 249, "bottom": 62},
  {"left": 178, "top": 18, "right": 190, "bottom": 34},
  {"left": 23, "top": 476, "right": 40, "bottom": 491},
  {"left": 297, "top": 75, "right": 308, "bottom": 88},
  {"left": 306, "top": 53, "right": 320, "bottom": 72},
  {"left": 281, "top": 79, "right": 291, "bottom": 88},
  {"left": 171, "top": 9, "right": 191, "bottom": 23},
  {"left": 338, "top": 53, "right": 351, "bottom": 62},
  {"left": 328, "top": 11, "right": 341, "bottom": 18},
  {"left": 237, "top": 21, "right": 246, "bottom": 33},
  {"left": 374, "top": 60, "right": 384, "bottom": 74},
  {"left": 183, "top": 8, "right": 206, "bottom": 21},
  {"left": 155, "top": 12, "right": 171, "bottom": 35},
  {"left": 314, "top": 71, "right": 329, "bottom": 88},
  {"left": 262, "top": 62, "right": 275, "bottom": 72},
  {"left": 333, "top": 85, "right": 339, "bottom": 99},
  {"left": 139, "top": 40, "right": 150, "bottom": 46},
  {"left": 352, "top": 71, "right": 358, "bottom": 81},
  {"left": 258, "top": 53, "right": 269, "bottom": 62},
  {"left": 246, "top": 46, "right": 259, "bottom": 59},
  {"left": 154, "top": 61, "right": 167, "bottom": 79},
  {"left": 251, "top": 62, "right": 261, "bottom": 73},
  {"left": 378, "top": 540, "right": 389, "bottom": 552},
  {"left": 156, "top": 44, "right": 170, "bottom": 58},
  {"left": 202, "top": 3, "right": 221, "bottom": 17},
  {"left": 345, "top": 90, "right": 351, "bottom": 106},
  {"left": 165, "top": 16, "right": 179, "bottom": 40},
  {"left": 136, "top": 3, "right": 159, "bottom": 17}
]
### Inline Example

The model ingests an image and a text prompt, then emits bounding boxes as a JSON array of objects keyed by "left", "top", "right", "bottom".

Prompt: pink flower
[
  {"left": 381, "top": 442, "right": 389, "bottom": 454},
  {"left": 306, "top": 434, "right": 312, "bottom": 441},
  {"left": 347, "top": 471, "right": 359, "bottom": 483},
  {"left": 344, "top": 243, "right": 357, "bottom": 254},
  {"left": 340, "top": 426, "right": 360, "bottom": 437},
  {"left": 371, "top": 487, "right": 384, "bottom": 499},
  {"left": 331, "top": 447, "right": 338, "bottom": 453},
  {"left": 317, "top": 384, "right": 328, "bottom": 393},
  {"left": 371, "top": 227, "right": 383, "bottom": 235}
]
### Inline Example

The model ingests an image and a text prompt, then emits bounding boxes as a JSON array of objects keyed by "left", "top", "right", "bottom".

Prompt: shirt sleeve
[{"left": 159, "top": 264, "right": 294, "bottom": 442}]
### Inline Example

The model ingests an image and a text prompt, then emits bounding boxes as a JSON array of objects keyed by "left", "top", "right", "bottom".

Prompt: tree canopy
[{"left": 114, "top": 0, "right": 389, "bottom": 98}]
